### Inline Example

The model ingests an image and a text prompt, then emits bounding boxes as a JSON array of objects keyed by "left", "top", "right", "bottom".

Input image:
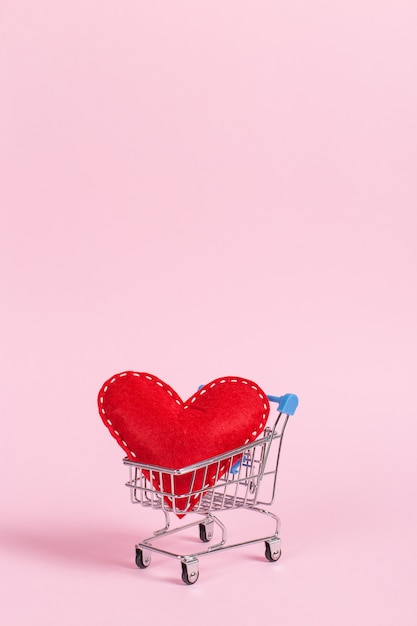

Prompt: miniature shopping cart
[{"left": 123, "top": 392, "right": 298, "bottom": 584}]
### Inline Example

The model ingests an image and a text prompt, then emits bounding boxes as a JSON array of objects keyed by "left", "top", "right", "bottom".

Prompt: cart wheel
[
  {"left": 265, "top": 539, "right": 281, "bottom": 562},
  {"left": 181, "top": 560, "right": 199, "bottom": 585},
  {"left": 199, "top": 522, "right": 213, "bottom": 543},
  {"left": 135, "top": 548, "right": 151, "bottom": 569}
]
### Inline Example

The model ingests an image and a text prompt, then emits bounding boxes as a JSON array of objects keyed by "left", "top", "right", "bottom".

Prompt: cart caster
[
  {"left": 265, "top": 538, "right": 281, "bottom": 562},
  {"left": 135, "top": 547, "right": 151, "bottom": 569},
  {"left": 181, "top": 558, "right": 199, "bottom": 585},
  {"left": 199, "top": 519, "right": 214, "bottom": 543}
]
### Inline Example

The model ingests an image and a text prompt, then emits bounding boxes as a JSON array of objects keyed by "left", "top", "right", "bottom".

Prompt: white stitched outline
[
  {"left": 99, "top": 372, "right": 270, "bottom": 466},
  {"left": 100, "top": 372, "right": 185, "bottom": 455},
  {"left": 100, "top": 373, "right": 143, "bottom": 460}
]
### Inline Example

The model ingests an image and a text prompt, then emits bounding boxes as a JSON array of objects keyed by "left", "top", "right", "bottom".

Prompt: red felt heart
[{"left": 98, "top": 372, "right": 270, "bottom": 515}]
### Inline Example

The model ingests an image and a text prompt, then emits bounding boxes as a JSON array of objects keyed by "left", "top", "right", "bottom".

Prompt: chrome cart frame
[{"left": 123, "top": 393, "right": 298, "bottom": 584}]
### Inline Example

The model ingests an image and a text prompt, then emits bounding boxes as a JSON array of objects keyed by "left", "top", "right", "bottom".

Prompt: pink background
[{"left": 1, "top": 1, "right": 416, "bottom": 624}]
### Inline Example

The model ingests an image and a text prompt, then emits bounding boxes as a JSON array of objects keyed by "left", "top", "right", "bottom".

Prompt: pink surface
[{"left": 1, "top": 1, "right": 416, "bottom": 624}]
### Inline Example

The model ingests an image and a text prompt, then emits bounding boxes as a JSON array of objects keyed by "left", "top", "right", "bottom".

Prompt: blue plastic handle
[{"left": 267, "top": 393, "right": 299, "bottom": 415}]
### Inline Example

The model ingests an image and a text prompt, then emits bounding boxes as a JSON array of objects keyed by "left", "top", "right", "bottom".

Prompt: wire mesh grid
[{"left": 124, "top": 424, "right": 284, "bottom": 516}]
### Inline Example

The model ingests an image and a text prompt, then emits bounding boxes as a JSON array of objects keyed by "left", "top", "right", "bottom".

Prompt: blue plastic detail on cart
[
  {"left": 267, "top": 393, "right": 298, "bottom": 415},
  {"left": 230, "top": 460, "right": 241, "bottom": 474},
  {"left": 230, "top": 454, "right": 250, "bottom": 475}
]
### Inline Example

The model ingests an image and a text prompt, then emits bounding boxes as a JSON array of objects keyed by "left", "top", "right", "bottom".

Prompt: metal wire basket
[{"left": 123, "top": 392, "right": 298, "bottom": 584}]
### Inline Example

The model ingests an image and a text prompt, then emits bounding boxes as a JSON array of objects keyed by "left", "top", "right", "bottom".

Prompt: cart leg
[
  {"left": 265, "top": 537, "right": 281, "bottom": 562},
  {"left": 153, "top": 509, "right": 171, "bottom": 536},
  {"left": 135, "top": 546, "right": 151, "bottom": 569},
  {"left": 181, "top": 557, "right": 199, "bottom": 585},
  {"left": 199, "top": 518, "right": 214, "bottom": 543}
]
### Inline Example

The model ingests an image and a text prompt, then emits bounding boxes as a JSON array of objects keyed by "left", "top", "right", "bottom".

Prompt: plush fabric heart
[{"left": 98, "top": 372, "right": 270, "bottom": 515}]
